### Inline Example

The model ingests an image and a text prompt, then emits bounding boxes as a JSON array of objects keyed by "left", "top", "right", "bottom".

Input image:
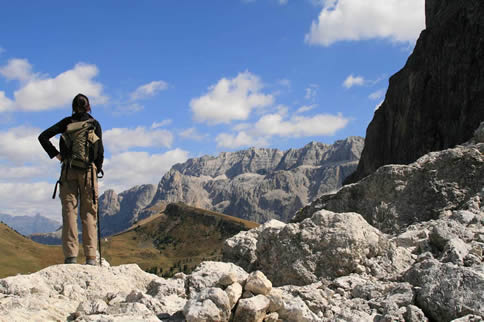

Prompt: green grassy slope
[
  {"left": 102, "top": 202, "right": 258, "bottom": 277},
  {"left": 0, "top": 222, "right": 64, "bottom": 278}
]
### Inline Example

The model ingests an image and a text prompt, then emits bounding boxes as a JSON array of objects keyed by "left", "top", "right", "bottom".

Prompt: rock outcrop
[
  {"left": 293, "top": 123, "right": 484, "bottom": 234},
  {"left": 149, "top": 137, "right": 363, "bottom": 223},
  {"left": 345, "top": 0, "right": 484, "bottom": 183}
]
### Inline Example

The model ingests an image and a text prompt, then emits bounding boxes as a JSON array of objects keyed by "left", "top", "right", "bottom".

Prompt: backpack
[{"left": 61, "top": 119, "right": 100, "bottom": 169}]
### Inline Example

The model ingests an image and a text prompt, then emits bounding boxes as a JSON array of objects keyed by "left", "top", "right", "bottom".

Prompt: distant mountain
[
  {"left": 0, "top": 213, "right": 60, "bottom": 236},
  {"left": 148, "top": 136, "right": 364, "bottom": 223}
]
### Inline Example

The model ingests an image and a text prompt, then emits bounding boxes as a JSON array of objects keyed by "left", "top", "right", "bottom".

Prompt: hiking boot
[
  {"left": 86, "top": 257, "right": 97, "bottom": 266},
  {"left": 64, "top": 257, "right": 77, "bottom": 264}
]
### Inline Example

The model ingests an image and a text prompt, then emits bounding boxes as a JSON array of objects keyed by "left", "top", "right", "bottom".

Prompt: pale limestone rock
[
  {"left": 225, "top": 282, "right": 243, "bottom": 310},
  {"left": 219, "top": 272, "right": 238, "bottom": 286},
  {"left": 245, "top": 271, "right": 272, "bottom": 295},
  {"left": 264, "top": 312, "right": 280, "bottom": 322},
  {"left": 187, "top": 261, "right": 248, "bottom": 297},
  {"left": 183, "top": 287, "right": 231, "bottom": 322},
  {"left": 233, "top": 295, "right": 270, "bottom": 322}
]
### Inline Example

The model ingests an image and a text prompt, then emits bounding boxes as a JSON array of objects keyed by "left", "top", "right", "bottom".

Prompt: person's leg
[
  {"left": 79, "top": 166, "right": 98, "bottom": 264},
  {"left": 60, "top": 170, "right": 80, "bottom": 262}
]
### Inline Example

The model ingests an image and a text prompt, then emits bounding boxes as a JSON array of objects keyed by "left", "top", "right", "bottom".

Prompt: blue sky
[{"left": 0, "top": 0, "right": 425, "bottom": 219}]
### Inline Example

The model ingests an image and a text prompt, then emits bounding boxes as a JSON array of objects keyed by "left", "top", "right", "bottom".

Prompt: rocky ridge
[
  {"left": 148, "top": 137, "right": 363, "bottom": 223},
  {"left": 2, "top": 123, "right": 482, "bottom": 321},
  {"left": 345, "top": 0, "right": 484, "bottom": 183}
]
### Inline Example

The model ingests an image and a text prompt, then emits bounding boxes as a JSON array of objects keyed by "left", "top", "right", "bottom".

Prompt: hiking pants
[{"left": 59, "top": 165, "right": 98, "bottom": 258}]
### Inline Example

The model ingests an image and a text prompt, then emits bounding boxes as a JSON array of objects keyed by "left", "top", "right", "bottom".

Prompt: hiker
[{"left": 38, "top": 93, "right": 104, "bottom": 265}]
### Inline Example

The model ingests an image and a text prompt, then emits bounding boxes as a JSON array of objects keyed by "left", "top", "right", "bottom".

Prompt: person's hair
[{"left": 72, "top": 93, "right": 91, "bottom": 114}]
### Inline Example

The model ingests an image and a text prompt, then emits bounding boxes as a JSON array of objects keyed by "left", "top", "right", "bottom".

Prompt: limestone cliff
[{"left": 345, "top": 0, "right": 484, "bottom": 183}]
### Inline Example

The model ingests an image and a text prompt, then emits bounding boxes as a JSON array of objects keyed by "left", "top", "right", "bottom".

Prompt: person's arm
[
  {"left": 94, "top": 120, "right": 104, "bottom": 173},
  {"left": 38, "top": 117, "right": 70, "bottom": 159}
]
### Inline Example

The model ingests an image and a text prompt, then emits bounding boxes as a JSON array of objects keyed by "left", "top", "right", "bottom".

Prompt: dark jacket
[{"left": 38, "top": 112, "right": 104, "bottom": 172}]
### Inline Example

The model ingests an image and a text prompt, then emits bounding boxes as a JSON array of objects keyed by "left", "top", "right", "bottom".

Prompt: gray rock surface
[
  {"left": 224, "top": 209, "right": 413, "bottom": 286},
  {"left": 345, "top": 0, "right": 484, "bottom": 184},
  {"left": 294, "top": 140, "right": 484, "bottom": 234},
  {"left": 149, "top": 137, "right": 363, "bottom": 223}
]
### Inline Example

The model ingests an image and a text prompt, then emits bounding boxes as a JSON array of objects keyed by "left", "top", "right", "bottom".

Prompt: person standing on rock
[{"left": 38, "top": 93, "right": 104, "bottom": 266}]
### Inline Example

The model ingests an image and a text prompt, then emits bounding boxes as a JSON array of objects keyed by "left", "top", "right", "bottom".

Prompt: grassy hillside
[
  {"left": 102, "top": 202, "right": 258, "bottom": 277},
  {"left": 0, "top": 203, "right": 258, "bottom": 279},
  {"left": 0, "top": 222, "right": 64, "bottom": 278}
]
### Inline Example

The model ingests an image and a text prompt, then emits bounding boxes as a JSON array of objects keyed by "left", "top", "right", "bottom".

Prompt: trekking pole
[{"left": 96, "top": 170, "right": 104, "bottom": 266}]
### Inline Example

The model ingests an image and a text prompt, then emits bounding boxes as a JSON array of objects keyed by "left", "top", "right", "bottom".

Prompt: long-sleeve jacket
[{"left": 38, "top": 112, "right": 104, "bottom": 172}]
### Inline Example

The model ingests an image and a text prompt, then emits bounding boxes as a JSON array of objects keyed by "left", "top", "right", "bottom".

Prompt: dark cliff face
[{"left": 345, "top": 0, "right": 484, "bottom": 184}]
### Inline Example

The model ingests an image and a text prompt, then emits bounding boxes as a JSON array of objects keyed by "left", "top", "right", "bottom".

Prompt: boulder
[
  {"left": 183, "top": 287, "right": 231, "bottom": 322},
  {"left": 405, "top": 259, "right": 484, "bottom": 321},
  {"left": 233, "top": 295, "right": 270, "bottom": 322}
]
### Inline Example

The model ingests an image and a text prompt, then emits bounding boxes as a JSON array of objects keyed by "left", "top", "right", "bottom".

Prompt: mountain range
[
  {"left": 99, "top": 136, "right": 363, "bottom": 234},
  {"left": 0, "top": 213, "right": 60, "bottom": 236}
]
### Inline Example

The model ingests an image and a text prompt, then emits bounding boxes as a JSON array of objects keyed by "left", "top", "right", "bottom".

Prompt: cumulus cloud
[
  {"left": 0, "top": 60, "right": 108, "bottom": 111},
  {"left": 216, "top": 131, "right": 268, "bottom": 149},
  {"left": 0, "top": 126, "right": 56, "bottom": 165},
  {"left": 130, "top": 80, "right": 168, "bottom": 100},
  {"left": 103, "top": 127, "right": 174, "bottom": 153},
  {"left": 305, "top": 0, "right": 425, "bottom": 46},
  {"left": 343, "top": 74, "right": 365, "bottom": 88},
  {"left": 216, "top": 109, "right": 349, "bottom": 149},
  {"left": 0, "top": 181, "right": 61, "bottom": 219},
  {"left": 0, "top": 91, "right": 14, "bottom": 112},
  {"left": 254, "top": 112, "right": 348, "bottom": 137},
  {"left": 102, "top": 149, "right": 189, "bottom": 192},
  {"left": 190, "top": 71, "right": 274, "bottom": 124},
  {"left": 0, "top": 58, "right": 35, "bottom": 82}
]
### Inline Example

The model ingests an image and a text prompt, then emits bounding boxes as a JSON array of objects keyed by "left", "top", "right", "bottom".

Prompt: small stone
[
  {"left": 225, "top": 282, "right": 243, "bottom": 310},
  {"left": 219, "top": 272, "right": 238, "bottom": 286},
  {"left": 245, "top": 271, "right": 272, "bottom": 295},
  {"left": 234, "top": 295, "right": 270, "bottom": 322},
  {"left": 264, "top": 312, "right": 280, "bottom": 322}
]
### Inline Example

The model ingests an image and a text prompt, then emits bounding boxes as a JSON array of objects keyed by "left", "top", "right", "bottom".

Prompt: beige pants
[{"left": 59, "top": 165, "right": 98, "bottom": 258}]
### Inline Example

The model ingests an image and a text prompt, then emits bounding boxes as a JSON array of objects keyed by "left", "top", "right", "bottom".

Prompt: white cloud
[
  {"left": 254, "top": 112, "right": 348, "bottom": 137},
  {"left": 0, "top": 181, "right": 61, "bottom": 220},
  {"left": 102, "top": 149, "right": 189, "bottom": 192},
  {"left": 130, "top": 80, "right": 168, "bottom": 100},
  {"left": 369, "top": 89, "right": 386, "bottom": 100},
  {"left": 0, "top": 61, "right": 108, "bottom": 111},
  {"left": 103, "top": 127, "right": 174, "bottom": 153},
  {"left": 180, "top": 128, "right": 206, "bottom": 141},
  {"left": 0, "top": 126, "right": 56, "bottom": 165},
  {"left": 0, "top": 58, "right": 35, "bottom": 82},
  {"left": 279, "top": 0, "right": 288, "bottom": 5},
  {"left": 216, "top": 131, "right": 268, "bottom": 149},
  {"left": 296, "top": 104, "right": 317, "bottom": 114},
  {"left": 343, "top": 74, "right": 365, "bottom": 88},
  {"left": 305, "top": 0, "right": 425, "bottom": 46},
  {"left": 0, "top": 91, "right": 14, "bottom": 112},
  {"left": 190, "top": 71, "right": 274, "bottom": 124},
  {"left": 151, "top": 119, "right": 172, "bottom": 129}
]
